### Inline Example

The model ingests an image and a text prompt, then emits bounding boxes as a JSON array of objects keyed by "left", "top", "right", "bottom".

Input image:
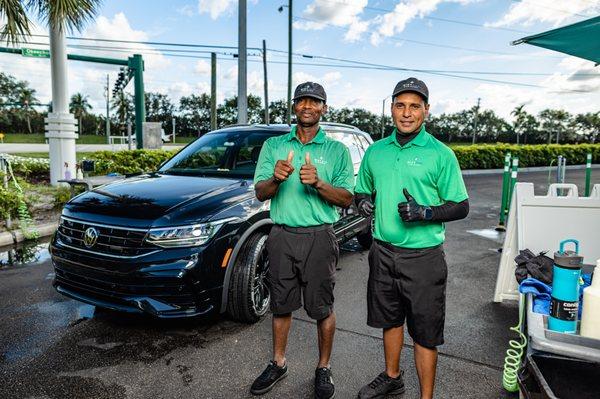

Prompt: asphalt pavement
[{"left": 0, "top": 168, "right": 596, "bottom": 399}]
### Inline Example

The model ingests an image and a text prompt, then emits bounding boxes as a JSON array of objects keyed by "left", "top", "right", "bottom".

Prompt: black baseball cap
[
  {"left": 392, "top": 77, "right": 429, "bottom": 102},
  {"left": 293, "top": 81, "right": 327, "bottom": 103}
]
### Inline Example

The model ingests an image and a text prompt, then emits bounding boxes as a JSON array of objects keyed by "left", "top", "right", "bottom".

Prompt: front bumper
[{"left": 50, "top": 233, "right": 231, "bottom": 318}]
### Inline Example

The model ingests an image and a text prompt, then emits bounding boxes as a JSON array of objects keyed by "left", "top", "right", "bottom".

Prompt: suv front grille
[{"left": 57, "top": 216, "right": 156, "bottom": 258}]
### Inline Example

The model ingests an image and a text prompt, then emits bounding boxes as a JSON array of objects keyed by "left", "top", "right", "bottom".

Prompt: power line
[
  {"left": 12, "top": 40, "right": 593, "bottom": 78},
  {"left": 294, "top": 0, "right": 532, "bottom": 34},
  {"left": 293, "top": 16, "right": 516, "bottom": 56}
]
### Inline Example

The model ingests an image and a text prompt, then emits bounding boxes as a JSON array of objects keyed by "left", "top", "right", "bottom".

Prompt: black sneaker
[
  {"left": 358, "top": 371, "right": 405, "bottom": 398},
  {"left": 315, "top": 367, "right": 335, "bottom": 399},
  {"left": 250, "top": 361, "right": 288, "bottom": 395}
]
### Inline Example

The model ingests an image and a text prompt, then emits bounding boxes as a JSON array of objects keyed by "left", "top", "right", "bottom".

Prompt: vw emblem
[{"left": 83, "top": 227, "right": 99, "bottom": 248}]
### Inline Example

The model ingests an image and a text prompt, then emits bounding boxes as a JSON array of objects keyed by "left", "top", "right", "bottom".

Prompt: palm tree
[
  {"left": 18, "top": 86, "right": 38, "bottom": 134},
  {"left": 0, "top": 1, "right": 101, "bottom": 44},
  {"left": 69, "top": 92, "right": 91, "bottom": 134},
  {"left": 511, "top": 105, "right": 525, "bottom": 144},
  {"left": 111, "top": 91, "right": 133, "bottom": 132}
]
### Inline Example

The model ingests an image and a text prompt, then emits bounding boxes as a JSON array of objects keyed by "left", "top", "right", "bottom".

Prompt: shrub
[
  {"left": 450, "top": 144, "right": 600, "bottom": 169},
  {"left": 85, "top": 149, "right": 177, "bottom": 175},
  {"left": 0, "top": 185, "right": 20, "bottom": 219}
]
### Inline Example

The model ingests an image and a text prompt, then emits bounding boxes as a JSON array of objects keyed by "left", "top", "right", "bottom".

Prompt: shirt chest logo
[
  {"left": 313, "top": 156, "right": 328, "bottom": 165},
  {"left": 406, "top": 157, "right": 423, "bottom": 167}
]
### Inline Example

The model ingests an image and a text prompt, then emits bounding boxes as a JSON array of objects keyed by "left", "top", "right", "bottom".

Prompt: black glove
[
  {"left": 356, "top": 191, "right": 376, "bottom": 218},
  {"left": 398, "top": 188, "right": 432, "bottom": 222}
]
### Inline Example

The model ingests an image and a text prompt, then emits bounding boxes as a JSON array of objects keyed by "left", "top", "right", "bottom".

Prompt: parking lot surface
[{"left": 0, "top": 169, "right": 594, "bottom": 398}]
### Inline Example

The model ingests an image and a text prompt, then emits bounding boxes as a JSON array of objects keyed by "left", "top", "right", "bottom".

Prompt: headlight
[{"left": 145, "top": 217, "right": 238, "bottom": 248}]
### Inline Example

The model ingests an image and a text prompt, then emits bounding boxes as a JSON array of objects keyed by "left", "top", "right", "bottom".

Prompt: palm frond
[
  {"left": 28, "top": 0, "right": 102, "bottom": 32},
  {"left": 0, "top": 0, "right": 31, "bottom": 44}
]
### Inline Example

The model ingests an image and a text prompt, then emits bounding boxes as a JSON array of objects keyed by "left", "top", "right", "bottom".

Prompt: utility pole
[
  {"left": 172, "top": 116, "right": 176, "bottom": 144},
  {"left": 262, "top": 39, "right": 269, "bottom": 124},
  {"left": 381, "top": 97, "right": 387, "bottom": 139},
  {"left": 471, "top": 97, "right": 481, "bottom": 145},
  {"left": 105, "top": 74, "right": 110, "bottom": 144},
  {"left": 238, "top": 0, "right": 248, "bottom": 124},
  {"left": 211, "top": 52, "right": 217, "bottom": 131},
  {"left": 287, "top": 0, "right": 293, "bottom": 125}
]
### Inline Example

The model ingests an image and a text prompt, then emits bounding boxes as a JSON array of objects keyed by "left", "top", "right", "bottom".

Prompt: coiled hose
[
  {"left": 4, "top": 157, "right": 39, "bottom": 240},
  {"left": 502, "top": 293, "right": 528, "bottom": 392}
]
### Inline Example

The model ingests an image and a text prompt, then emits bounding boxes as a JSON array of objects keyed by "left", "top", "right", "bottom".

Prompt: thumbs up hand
[
  {"left": 273, "top": 150, "right": 295, "bottom": 183},
  {"left": 300, "top": 152, "right": 319, "bottom": 187},
  {"left": 398, "top": 188, "right": 432, "bottom": 222}
]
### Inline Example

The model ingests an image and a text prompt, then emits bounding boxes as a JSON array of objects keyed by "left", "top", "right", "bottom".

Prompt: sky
[{"left": 1, "top": 0, "right": 599, "bottom": 122}]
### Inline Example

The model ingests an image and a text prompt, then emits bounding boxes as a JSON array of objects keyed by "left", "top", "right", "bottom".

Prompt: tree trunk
[{"left": 26, "top": 114, "right": 32, "bottom": 134}]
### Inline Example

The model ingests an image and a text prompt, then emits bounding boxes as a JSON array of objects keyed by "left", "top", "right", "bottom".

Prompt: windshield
[{"left": 159, "top": 130, "right": 274, "bottom": 177}]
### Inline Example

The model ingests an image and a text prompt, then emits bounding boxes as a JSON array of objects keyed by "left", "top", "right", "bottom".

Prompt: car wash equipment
[
  {"left": 580, "top": 259, "right": 600, "bottom": 340},
  {"left": 548, "top": 239, "right": 583, "bottom": 334},
  {"left": 502, "top": 293, "right": 527, "bottom": 392}
]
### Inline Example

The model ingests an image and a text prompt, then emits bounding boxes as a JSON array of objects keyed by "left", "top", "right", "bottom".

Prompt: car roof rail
[{"left": 320, "top": 122, "right": 360, "bottom": 131}]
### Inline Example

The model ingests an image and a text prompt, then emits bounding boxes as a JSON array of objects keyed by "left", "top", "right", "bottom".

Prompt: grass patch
[{"left": 2, "top": 133, "right": 196, "bottom": 145}]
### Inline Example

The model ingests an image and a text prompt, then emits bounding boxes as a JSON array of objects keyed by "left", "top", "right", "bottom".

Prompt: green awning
[{"left": 512, "top": 16, "right": 600, "bottom": 64}]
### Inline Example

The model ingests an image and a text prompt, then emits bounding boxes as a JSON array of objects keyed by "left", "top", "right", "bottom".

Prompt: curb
[{"left": 0, "top": 222, "right": 58, "bottom": 247}]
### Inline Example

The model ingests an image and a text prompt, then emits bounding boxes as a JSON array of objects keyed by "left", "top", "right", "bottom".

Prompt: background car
[{"left": 50, "top": 123, "right": 373, "bottom": 323}]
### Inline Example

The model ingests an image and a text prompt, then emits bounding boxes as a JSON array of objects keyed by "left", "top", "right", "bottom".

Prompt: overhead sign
[{"left": 21, "top": 48, "right": 50, "bottom": 58}]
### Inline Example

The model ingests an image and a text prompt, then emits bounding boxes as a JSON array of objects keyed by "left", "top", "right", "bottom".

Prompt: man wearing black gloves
[{"left": 354, "top": 78, "right": 469, "bottom": 399}]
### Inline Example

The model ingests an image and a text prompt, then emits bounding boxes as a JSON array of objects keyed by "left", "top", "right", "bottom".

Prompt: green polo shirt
[
  {"left": 254, "top": 126, "right": 354, "bottom": 227},
  {"left": 355, "top": 125, "right": 468, "bottom": 248}
]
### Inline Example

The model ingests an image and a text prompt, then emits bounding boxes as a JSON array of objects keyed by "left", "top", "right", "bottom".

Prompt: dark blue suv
[{"left": 50, "top": 123, "right": 373, "bottom": 323}]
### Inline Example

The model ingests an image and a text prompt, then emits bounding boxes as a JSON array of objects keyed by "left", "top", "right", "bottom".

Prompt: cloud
[
  {"left": 369, "top": 0, "right": 477, "bottom": 46},
  {"left": 294, "top": 0, "right": 370, "bottom": 42},
  {"left": 292, "top": 71, "right": 342, "bottom": 89},
  {"left": 223, "top": 65, "right": 238, "bottom": 81},
  {"left": 194, "top": 60, "right": 211, "bottom": 75},
  {"left": 198, "top": 0, "right": 236, "bottom": 20},
  {"left": 177, "top": 5, "right": 196, "bottom": 17},
  {"left": 83, "top": 13, "right": 171, "bottom": 71},
  {"left": 487, "top": 0, "right": 600, "bottom": 28},
  {"left": 540, "top": 57, "right": 600, "bottom": 93}
]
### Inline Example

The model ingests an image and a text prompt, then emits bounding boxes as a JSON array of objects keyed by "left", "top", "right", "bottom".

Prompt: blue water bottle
[{"left": 548, "top": 239, "right": 583, "bottom": 333}]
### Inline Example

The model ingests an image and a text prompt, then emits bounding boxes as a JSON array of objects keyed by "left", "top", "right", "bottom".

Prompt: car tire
[
  {"left": 227, "top": 232, "right": 271, "bottom": 323},
  {"left": 356, "top": 227, "right": 373, "bottom": 250}
]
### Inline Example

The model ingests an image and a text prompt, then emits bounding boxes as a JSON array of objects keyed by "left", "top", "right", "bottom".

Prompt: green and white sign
[{"left": 21, "top": 48, "right": 50, "bottom": 58}]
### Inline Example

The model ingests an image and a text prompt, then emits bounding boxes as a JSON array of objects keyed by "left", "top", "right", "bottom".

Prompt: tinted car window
[{"left": 159, "top": 130, "right": 273, "bottom": 177}]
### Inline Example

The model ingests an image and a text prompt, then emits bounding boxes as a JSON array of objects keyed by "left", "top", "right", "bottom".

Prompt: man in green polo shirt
[
  {"left": 250, "top": 82, "right": 354, "bottom": 399},
  {"left": 355, "top": 78, "right": 469, "bottom": 399}
]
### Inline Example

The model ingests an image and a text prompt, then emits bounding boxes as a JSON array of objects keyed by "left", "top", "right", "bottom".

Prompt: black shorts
[
  {"left": 266, "top": 224, "right": 339, "bottom": 320},
  {"left": 367, "top": 239, "right": 448, "bottom": 348}
]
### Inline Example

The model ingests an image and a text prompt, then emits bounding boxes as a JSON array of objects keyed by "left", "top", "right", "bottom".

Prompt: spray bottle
[
  {"left": 580, "top": 259, "right": 600, "bottom": 340},
  {"left": 548, "top": 239, "right": 583, "bottom": 334}
]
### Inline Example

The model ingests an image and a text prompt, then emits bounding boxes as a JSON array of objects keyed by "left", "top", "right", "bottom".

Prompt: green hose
[{"left": 502, "top": 293, "right": 528, "bottom": 392}]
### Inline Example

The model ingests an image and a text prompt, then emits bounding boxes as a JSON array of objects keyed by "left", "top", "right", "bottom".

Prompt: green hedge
[
  {"left": 450, "top": 144, "right": 600, "bottom": 170},
  {"left": 85, "top": 149, "right": 178, "bottom": 175},
  {"left": 3, "top": 144, "right": 600, "bottom": 180}
]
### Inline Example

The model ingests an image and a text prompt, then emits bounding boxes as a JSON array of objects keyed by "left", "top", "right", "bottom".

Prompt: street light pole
[
  {"left": 238, "top": 0, "right": 248, "bottom": 124},
  {"left": 211, "top": 52, "right": 217, "bottom": 131},
  {"left": 287, "top": 0, "right": 293, "bottom": 125},
  {"left": 381, "top": 97, "right": 387, "bottom": 139},
  {"left": 105, "top": 74, "right": 110, "bottom": 144},
  {"left": 263, "top": 39, "right": 269, "bottom": 124}
]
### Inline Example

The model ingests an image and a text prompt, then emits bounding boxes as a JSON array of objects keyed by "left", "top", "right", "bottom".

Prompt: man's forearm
[
  {"left": 255, "top": 177, "right": 281, "bottom": 201},
  {"left": 430, "top": 199, "right": 469, "bottom": 222},
  {"left": 314, "top": 179, "right": 353, "bottom": 208}
]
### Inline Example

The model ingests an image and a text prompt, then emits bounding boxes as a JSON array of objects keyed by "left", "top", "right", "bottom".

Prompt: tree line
[{"left": 1, "top": 72, "right": 598, "bottom": 143}]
